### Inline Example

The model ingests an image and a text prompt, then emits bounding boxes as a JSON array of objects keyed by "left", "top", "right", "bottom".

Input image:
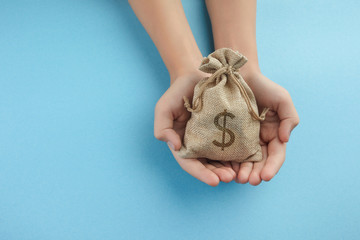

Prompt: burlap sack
[{"left": 178, "top": 48, "right": 269, "bottom": 162}]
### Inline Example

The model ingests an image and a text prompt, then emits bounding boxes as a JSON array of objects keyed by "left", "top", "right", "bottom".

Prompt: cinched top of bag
[
  {"left": 199, "top": 48, "right": 247, "bottom": 74},
  {"left": 184, "top": 48, "right": 269, "bottom": 121}
]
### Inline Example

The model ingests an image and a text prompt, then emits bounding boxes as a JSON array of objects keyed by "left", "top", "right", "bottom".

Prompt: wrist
[
  {"left": 168, "top": 55, "right": 205, "bottom": 84},
  {"left": 238, "top": 62, "right": 261, "bottom": 78},
  {"left": 170, "top": 68, "right": 208, "bottom": 85},
  {"left": 237, "top": 63, "right": 263, "bottom": 88}
]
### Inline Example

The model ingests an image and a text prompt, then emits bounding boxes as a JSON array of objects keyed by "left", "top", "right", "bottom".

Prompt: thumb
[
  {"left": 279, "top": 118, "right": 299, "bottom": 142},
  {"left": 277, "top": 96, "right": 300, "bottom": 142},
  {"left": 162, "top": 129, "right": 182, "bottom": 151},
  {"left": 154, "top": 129, "right": 182, "bottom": 151},
  {"left": 154, "top": 104, "right": 182, "bottom": 151}
]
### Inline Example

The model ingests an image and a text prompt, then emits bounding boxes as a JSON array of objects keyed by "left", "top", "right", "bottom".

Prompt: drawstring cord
[{"left": 183, "top": 65, "right": 269, "bottom": 121}]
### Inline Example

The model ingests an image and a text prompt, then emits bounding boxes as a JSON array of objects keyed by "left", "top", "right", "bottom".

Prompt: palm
[
  {"left": 233, "top": 72, "right": 299, "bottom": 185},
  {"left": 155, "top": 72, "right": 237, "bottom": 187}
]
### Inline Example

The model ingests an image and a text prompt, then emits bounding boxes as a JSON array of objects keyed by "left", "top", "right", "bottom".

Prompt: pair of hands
[{"left": 154, "top": 69, "right": 299, "bottom": 186}]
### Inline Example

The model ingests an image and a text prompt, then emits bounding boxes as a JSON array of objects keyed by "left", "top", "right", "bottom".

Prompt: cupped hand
[
  {"left": 154, "top": 71, "right": 238, "bottom": 186},
  {"left": 234, "top": 71, "right": 300, "bottom": 185}
]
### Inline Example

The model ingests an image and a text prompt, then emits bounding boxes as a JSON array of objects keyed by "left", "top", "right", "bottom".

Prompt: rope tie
[{"left": 184, "top": 65, "right": 269, "bottom": 121}]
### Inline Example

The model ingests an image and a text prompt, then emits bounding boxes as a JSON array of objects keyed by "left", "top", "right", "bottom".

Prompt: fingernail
[{"left": 167, "top": 141, "right": 175, "bottom": 151}]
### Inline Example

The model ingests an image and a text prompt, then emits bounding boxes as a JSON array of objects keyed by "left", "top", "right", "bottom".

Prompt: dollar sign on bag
[{"left": 212, "top": 109, "right": 235, "bottom": 150}]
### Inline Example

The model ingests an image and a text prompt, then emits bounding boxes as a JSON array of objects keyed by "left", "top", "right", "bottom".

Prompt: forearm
[
  {"left": 128, "top": 0, "right": 203, "bottom": 81},
  {"left": 205, "top": 0, "right": 260, "bottom": 74}
]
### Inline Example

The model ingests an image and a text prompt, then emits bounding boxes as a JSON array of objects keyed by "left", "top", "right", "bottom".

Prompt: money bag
[{"left": 178, "top": 48, "right": 269, "bottom": 162}]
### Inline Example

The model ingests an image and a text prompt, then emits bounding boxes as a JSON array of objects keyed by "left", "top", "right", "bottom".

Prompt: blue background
[{"left": 1, "top": 0, "right": 359, "bottom": 239}]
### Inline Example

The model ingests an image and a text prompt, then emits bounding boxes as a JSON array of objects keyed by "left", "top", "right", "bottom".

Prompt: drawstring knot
[{"left": 225, "top": 64, "right": 233, "bottom": 73}]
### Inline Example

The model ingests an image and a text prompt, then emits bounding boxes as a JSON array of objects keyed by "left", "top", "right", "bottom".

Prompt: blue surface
[{"left": 1, "top": 0, "right": 359, "bottom": 239}]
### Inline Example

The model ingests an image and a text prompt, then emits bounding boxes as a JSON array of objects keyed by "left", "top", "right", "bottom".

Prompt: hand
[
  {"left": 234, "top": 70, "right": 300, "bottom": 185},
  {"left": 154, "top": 71, "right": 238, "bottom": 187}
]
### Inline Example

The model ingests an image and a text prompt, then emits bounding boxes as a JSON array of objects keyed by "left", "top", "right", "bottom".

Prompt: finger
[
  {"left": 208, "top": 161, "right": 236, "bottom": 182},
  {"left": 206, "top": 161, "right": 236, "bottom": 183},
  {"left": 249, "top": 145, "right": 267, "bottom": 186},
  {"left": 154, "top": 106, "right": 182, "bottom": 150},
  {"left": 221, "top": 161, "right": 237, "bottom": 179},
  {"left": 277, "top": 96, "right": 300, "bottom": 143},
  {"left": 221, "top": 161, "right": 233, "bottom": 169},
  {"left": 173, "top": 153, "right": 220, "bottom": 187},
  {"left": 237, "top": 161, "right": 253, "bottom": 184},
  {"left": 231, "top": 161, "right": 240, "bottom": 174},
  {"left": 260, "top": 138, "right": 286, "bottom": 181},
  {"left": 231, "top": 161, "right": 241, "bottom": 183}
]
